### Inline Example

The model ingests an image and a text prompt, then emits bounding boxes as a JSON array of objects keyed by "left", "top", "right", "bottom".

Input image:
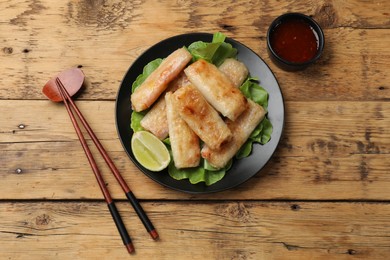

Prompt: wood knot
[
  {"left": 219, "top": 23, "right": 236, "bottom": 32},
  {"left": 308, "top": 138, "right": 338, "bottom": 155},
  {"left": 3, "top": 47, "right": 13, "bottom": 54},
  {"left": 70, "top": 203, "right": 88, "bottom": 214},
  {"left": 290, "top": 204, "right": 301, "bottom": 211},
  {"left": 359, "top": 160, "right": 369, "bottom": 181},
  {"left": 215, "top": 203, "right": 251, "bottom": 223},
  {"left": 283, "top": 242, "right": 300, "bottom": 251},
  {"left": 313, "top": 3, "right": 338, "bottom": 28},
  {"left": 231, "top": 249, "right": 250, "bottom": 259},
  {"left": 36, "top": 214, "right": 51, "bottom": 226}
]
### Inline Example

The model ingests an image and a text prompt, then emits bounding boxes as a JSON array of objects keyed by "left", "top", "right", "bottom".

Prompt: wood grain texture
[
  {"left": 0, "top": 1, "right": 389, "bottom": 101},
  {"left": 1, "top": 100, "right": 388, "bottom": 200},
  {"left": 1, "top": 1, "right": 390, "bottom": 258},
  {"left": 0, "top": 201, "right": 389, "bottom": 259}
]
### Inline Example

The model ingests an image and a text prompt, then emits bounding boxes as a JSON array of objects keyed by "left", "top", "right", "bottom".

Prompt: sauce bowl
[{"left": 267, "top": 12, "right": 325, "bottom": 71}]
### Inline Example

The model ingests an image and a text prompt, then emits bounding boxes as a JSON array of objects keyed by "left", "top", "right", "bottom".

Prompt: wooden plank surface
[
  {"left": 0, "top": 201, "right": 389, "bottom": 259},
  {"left": 1, "top": 0, "right": 390, "bottom": 259},
  {"left": 1, "top": 28, "right": 389, "bottom": 102},
  {"left": 0, "top": 1, "right": 389, "bottom": 102},
  {"left": 1, "top": 100, "right": 389, "bottom": 200}
]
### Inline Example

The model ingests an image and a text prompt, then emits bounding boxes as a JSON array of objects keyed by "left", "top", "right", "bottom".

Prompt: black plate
[{"left": 115, "top": 33, "right": 284, "bottom": 194}]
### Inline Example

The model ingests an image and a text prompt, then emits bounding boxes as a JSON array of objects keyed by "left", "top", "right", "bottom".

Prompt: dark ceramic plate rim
[{"left": 115, "top": 32, "right": 285, "bottom": 194}]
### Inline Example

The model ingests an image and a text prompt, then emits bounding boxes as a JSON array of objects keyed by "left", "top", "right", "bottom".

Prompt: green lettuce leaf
[
  {"left": 165, "top": 139, "right": 230, "bottom": 186},
  {"left": 132, "top": 58, "right": 163, "bottom": 92},
  {"left": 130, "top": 111, "right": 146, "bottom": 132},
  {"left": 235, "top": 78, "right": 273, "bottom": 159},
  {"left": 187, "top": 32, "right": 237, "bottom": 66},
  {"left": 168, "top": 162, "right": 204, "bottom": 183},
  {"left": 236, "top": 117, "right": 273, "bottom": 159},
  {"left": 168, "top": 157, "right": 231, "bottom": 186},
  {"left": 236, "top": 139, "right": 253, "bottom": 159},
  {"left": 240, "top": 77, "right": 269, "bottom": 109},
  {"left": 259, "top": 117, "right": 273, "bottom": 144}
]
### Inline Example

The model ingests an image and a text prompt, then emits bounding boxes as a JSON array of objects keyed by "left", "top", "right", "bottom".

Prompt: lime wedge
[{"left": 131, "top": 131, "right": 170, "bottom": 172}]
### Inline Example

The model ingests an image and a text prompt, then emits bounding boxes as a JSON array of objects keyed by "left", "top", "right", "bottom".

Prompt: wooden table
[{"left": 1, "top": 1, "right": 389, "bottom": 259}]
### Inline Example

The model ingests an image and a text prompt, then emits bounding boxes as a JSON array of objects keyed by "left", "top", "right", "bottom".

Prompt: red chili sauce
[{"left": 270, "top": 18, "right": 319, "bottom": 63}]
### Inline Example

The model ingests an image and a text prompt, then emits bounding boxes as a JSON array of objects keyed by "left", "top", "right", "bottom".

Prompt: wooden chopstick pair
[{"left": 55, "top": 78, "right": 158, "bottom": 254}]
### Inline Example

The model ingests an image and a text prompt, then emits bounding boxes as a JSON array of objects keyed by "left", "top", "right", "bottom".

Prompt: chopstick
[
  {"left": 55, "top": 78, "right": 159, "bottom": 240},
  {"left": 55, "top": 78, "right": 157, "bottom": 253},
  {"left": 55, "top": 79, "right": 134, "bottom": 253}
]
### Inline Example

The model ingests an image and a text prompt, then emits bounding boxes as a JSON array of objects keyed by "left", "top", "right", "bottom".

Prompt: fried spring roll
[
  {"left": 184, "top": 59, "right": 248, "bottom": 121},
  {"left": 201, "top": 99, "right": 266, "bottom": 169},
  {"left": 218, "top": 58, "right": 249, "bottom": 88},
  {"left": 165, "top": 92, "right": 200, "bottom": 168},
  {"left": 173, "top": 85, "right": 232, "bottom": 150},
  {"left": 131, "top": 47, "right": 192, "bottom": 112},
  {"left": 140, "top": 96, "right": 168, "bottom": 139},
  {"left": 140, "top": 73, "right": 191, "bottom": 140}
]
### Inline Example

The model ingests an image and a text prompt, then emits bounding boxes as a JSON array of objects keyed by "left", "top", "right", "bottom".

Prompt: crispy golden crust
[
  {"left": 173, "top": 85, "right": 232, "bottom": 150},
  {"left": 140, "top": 72, "right": 191, "bottom": 140},
  {"left": 165, "top": 92, "right": 200, "bottom": 168},
  {"left": 131, "top": 47, "right": 192, "bottom": 112},
  {"left": 140, "top": 96, "right": 168, "bottom": 140},
  {"left": 184, "top": 59, "right": 248, "bottom": 121},
  {"left": 201, "top": 99, "right": 266, "bottom": 169}
]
